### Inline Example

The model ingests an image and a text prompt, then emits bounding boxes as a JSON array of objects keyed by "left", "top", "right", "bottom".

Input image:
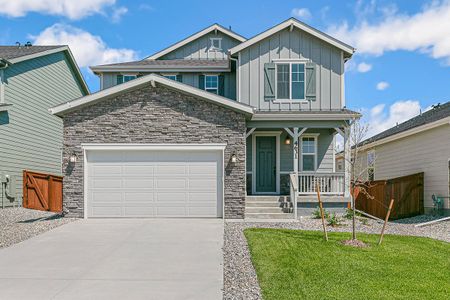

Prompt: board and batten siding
[
  {"left": 238, "top": 27, "right": 344, "bottom": 111},
  {"left": 0, "top": 51, "right": 86, "bottom": 206},
  {"left": 360, "top": 124, "right": 450, "bottom": 209},
  {"left": 102, "top": 72, "right": 237, "bottom": 100},
  {"left": 246, "top": 129, "right": 335, "bottom": 173},
  {"left": 159, "top": 31, "right": 242, "bottom": 60}
]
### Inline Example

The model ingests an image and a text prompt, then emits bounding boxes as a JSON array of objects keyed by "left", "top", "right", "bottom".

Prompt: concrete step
[
  {"left": 244, "top": 212, "right": 294, "bottom": 219},
  {"left": 246, "top": 201, "right": 283, "bottom": 207},
  {"left": 246, "top": 196, "right": 290, "bottom": 202},
  {"left": 245, "top": 207, "right": 284, "bottom": 214}
]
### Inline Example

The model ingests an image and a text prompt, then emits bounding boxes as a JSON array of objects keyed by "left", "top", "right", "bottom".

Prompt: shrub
[
  {"left": 327, "top": 213, "right": 342, "bottom": 227},
  {"left": 344, "top": 208, "right": 362, "bottom": 219},
  {"left": 312, "top": 207, "right": 330, "bottom": 219}
]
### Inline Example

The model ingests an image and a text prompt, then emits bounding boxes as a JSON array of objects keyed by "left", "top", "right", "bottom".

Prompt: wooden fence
[
  {"left": 23, "top": 170, "right": 63, "bottom": 212},
  {"left": 355, "top": 172, "right": 424, "bottom": 220}
]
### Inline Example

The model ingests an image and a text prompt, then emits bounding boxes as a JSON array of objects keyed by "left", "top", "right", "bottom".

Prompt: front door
[{"left": 256, "top": 136, "right": 276, "bottom": 193}]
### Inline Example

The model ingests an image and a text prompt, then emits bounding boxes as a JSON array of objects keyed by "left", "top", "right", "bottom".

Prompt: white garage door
[{"left": 86, "top": 148, "right": 223, "bottom": 218}]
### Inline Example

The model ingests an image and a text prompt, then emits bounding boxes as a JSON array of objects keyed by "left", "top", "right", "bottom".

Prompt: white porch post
[
  {"left": 344, "top": 127, "right": 351, "bottom": 198},
  {"left": 293, "top": 128, "right": 299, "bottom": 174}
]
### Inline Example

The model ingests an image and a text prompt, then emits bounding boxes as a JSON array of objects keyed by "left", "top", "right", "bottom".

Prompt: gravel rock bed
[
  {"left": 223, "top": 215, "right": 449, "bottom": 300},
  {"left": 0, "top": 207, "right": 77, "bottom": 249}
]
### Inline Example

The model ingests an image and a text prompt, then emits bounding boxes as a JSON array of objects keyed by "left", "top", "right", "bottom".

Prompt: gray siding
[
  {"left": 238, "top": 27, "right": 344, "bottom": 111},
  {"left": 160, "top": 31, "right": 241, "bottom": 60},
  {"left": 359, "top": 125, "right": 450, "bottom": 209},
  {"left": 246, "top": 129, "right": 335, "bottom": 173},
  {"left": 0, "top": 52, "right": 85, "bottom": 206},
  {"left": 102, "top": 72, "right": 237, "bottom": 100}
]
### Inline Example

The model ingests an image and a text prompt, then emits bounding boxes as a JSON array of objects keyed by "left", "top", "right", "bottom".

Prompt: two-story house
[
  {"left": 50, "top": 18, "right": 359, "bottom": 219},
  {"left": 0, "top": 45, "right": 89, "bottom": 208}
]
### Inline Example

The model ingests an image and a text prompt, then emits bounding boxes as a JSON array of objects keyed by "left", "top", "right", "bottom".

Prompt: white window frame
[
  {"left": 367, "top": 150, "right": 375, "bottom": 181},
  {"left": 118, "top": 74, "right": 137, "bottom": 84},
  {"left": 204, "top": 74, "right": 219, "bottom": 94},
  {"left": 209, "top": 38, "right": 222, "bottom": 51},
  {"left": 274, "top": 61, "right": 307, "bottom": 103},
  {"left": 300, "top": 134, "right": 319, "bottom": 172}
]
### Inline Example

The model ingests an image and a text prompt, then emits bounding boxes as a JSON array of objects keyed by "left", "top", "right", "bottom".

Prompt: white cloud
[
  {"left": 111, "top": 6, "right": 127, "bottom": 23},
  {"left": 357, "top": 62, "right": 372, "bottom": 73},
  {"left": 364, "top": 100, "right": 422, "bottom": 137},
  {"left": 0, "top": 0, "right": 117, "bottom": 20},
  {"left": 376, "top": 81, "right": 390, "bottom": 90},
  {"left": 328, "top": 1, "right": 450, "bottom": 64},
  {"left": 31, "top": 24, "right": 137, "bottom": 68},
  {"left": 291, "top": 8, "right": 312, "bottom": 20}
]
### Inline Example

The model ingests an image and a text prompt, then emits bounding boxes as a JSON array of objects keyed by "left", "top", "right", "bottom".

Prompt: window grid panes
[
  {"left": 291, "top": 64, "right": 305, "bottom": 100},
  {"left": 205, "top": 75, "right": 218, "bottom": 94},
  {"left": 301, "top": 137, "right": 316, "bottom": 171},
  {"left": 276, "top": 64, "right": 290, "bottom": 99}
]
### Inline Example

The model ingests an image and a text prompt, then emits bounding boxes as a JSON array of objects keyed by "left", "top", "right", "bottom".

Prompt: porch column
[{"left": 284, "top": 127, "right": 307, "bottom": 174}]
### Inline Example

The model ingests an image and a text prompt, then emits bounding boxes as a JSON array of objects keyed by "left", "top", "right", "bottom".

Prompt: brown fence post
[{"left": 378, "top": 199, "right": 395, "bottom": 245}]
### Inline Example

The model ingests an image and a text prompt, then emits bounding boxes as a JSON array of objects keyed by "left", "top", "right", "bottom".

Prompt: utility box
[{"left": 1, "top": 174, "right": 16, "bottom": 199}]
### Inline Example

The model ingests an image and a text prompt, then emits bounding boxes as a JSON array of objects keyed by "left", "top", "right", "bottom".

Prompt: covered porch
[{"left": 245, "top": 117, "right": 352, "bottom": 202}]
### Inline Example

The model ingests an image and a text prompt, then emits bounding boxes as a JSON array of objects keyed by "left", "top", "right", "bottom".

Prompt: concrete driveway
[{"left": 0, "top": 219, "right": 224, "bottom": 300}]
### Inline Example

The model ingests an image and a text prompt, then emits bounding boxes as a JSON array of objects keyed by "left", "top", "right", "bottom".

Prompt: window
[
  {"left": 205, "top": 75, "right": 218, "bottom": 94},
  {"left": 367, "top": 150, "right": 375, "bottom": 181},
  {"left": 276, "top": 63, "right": 305, "bottom": 101},
  {"left": 301, "top": 136, "right": 317, "bottom": 171},
  {"left": 164, "top": 75, "right": 177, "bottom": 81},
  {"left": 210, "top": 38, "right": 222, "bottom": 51},
  {"left": 117, "top": 74, "right": 136, "bottom": 84}
]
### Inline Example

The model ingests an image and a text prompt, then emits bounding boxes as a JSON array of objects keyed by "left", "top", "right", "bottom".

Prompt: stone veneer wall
[{"left": 61, "top": 84, "right": 247, "bottom": 218}]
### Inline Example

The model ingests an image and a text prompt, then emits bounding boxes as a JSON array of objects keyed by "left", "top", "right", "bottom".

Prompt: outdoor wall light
[
  {"left": 231, "top": 153, "right": 237, "bottom": 163},
  {"left": 285, "top": 136, "right": 291, "bottom": 145},
  {"left": 69, "top": 153, "right": 78, "bottom": 163}
]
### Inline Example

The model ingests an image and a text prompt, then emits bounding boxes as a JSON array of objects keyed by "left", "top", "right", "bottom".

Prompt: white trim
[
  {"left": 300, "top": 134, "right": 319, "bottom": 172},
  {"left": 0, "top": 69, "right": 4, "bottom": 104},
  {"left": 272, "top": 58, "right": 310, "bottom": 63},
  {"left": 246, "top": 128, "right": 256, "bottom": 138},
  {"left": 90, "top": 66, "right": 230, "bottom": 73},
  {"left": 81, "top": 143, "right": 227, "bottom": 151},
  {"left": 251, "top": 113, "right": 360, "bottom": 121},
  {"left": 340, "top": 51, "right": 345, "bottom": 107},
  {"left": 82, "top": 143, "right": 226, "bottom": 219},
  {"left": 146, "top": 24, "right": 246, "bottom": 60},
  {"left": 209, "top": 38, "right": 222, "bottom": 51},
  {"left": 50, "top": 74, "right": 254, "bottom": 116},
  {"left": 204, "top": 74, "right": 219, "bottom": 94},
  {"left": 252, "top": 131, "right": 281, "bottom": 194},
  {"left": 359, "top": 116, "right": 450, "bottom": 151},
  {"left": 229, "top": 18, "right": 354, "bottom": 56}
]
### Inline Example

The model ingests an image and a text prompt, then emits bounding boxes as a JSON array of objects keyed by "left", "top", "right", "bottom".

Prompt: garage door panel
[{"left": 87, "top": 148, "right": 222, "bottom": 218}]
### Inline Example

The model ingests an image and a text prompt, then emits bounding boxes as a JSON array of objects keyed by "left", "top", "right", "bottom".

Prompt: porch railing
[{"left": 298, "top": 172, "right": 345, "bottom": 195}]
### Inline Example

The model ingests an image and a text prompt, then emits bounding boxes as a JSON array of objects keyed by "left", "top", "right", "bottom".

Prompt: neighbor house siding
[
  {"left": 62, "top": 84, "right": 247, "bottom": 218},
  {"left": 238, "top": 27, "right": 343, "bottom": 111},
  {"left": 360, "top": 125, "right": 450, "bottom": 209},
  {"left": 0, "top": 52, "right": 85, "bottom": 206},
  {"left": 159, "top": 31, "right": 241, "bottom": 60}
]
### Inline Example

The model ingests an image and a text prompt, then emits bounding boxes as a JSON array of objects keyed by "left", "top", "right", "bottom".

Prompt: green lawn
[{"left": 244, "top": 229, "right": 450, "bottom": 300}]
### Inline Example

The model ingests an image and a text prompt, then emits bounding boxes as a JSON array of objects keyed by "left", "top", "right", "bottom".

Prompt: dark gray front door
[{"left": 256, "top": 136, "right": 276, "bottom": 193}]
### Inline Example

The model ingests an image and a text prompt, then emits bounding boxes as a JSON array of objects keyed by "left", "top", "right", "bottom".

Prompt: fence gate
[{"left": 23, "top": 170, "right": 63, "bottom": 212}]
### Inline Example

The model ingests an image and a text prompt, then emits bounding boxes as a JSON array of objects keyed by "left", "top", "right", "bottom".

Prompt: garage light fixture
[
  {"left": 231, "top": 153, "right": 237, "bottom": 163},
  {"left": 69, "top": 152, "right": 78, "bottom": 163},
  {"left": 285, "top": 136, "right": 291, "bottom": 145}
]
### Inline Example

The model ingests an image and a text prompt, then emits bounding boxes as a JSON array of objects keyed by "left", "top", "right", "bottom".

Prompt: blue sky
[{"left": 0, "top": 0, "right": 449, "bottom": 136}]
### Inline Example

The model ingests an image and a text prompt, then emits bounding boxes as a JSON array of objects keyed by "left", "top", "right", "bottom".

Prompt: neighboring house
[
  {"left": 0, "top": 45, "right": 89, "bottom": 207},
  {"left": 348, "top": 102, "right": 450, "bottom": 214},
  {"left": 51, "top": 18, "right": 359, "bottom": 219}
]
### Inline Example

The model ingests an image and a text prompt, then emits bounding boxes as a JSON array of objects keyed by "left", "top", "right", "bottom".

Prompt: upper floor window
[
  {"left": 367, "top": 150, "right": 375, "bottom": 181},
  {"left": 276, "top": 63, "right": 305, "bottom": 101},
  {"left": 205, "top": 75, "right": 219, "bottom": 94},
  {"left": 210, "top": 38, "right": 222, "bottom": 51},
  {"left": 164, "top": 75, "right": 177, "bottom": 81},
  {"left": 117, "top": 74, "right": 136, "bottom": 84},
  {"left": 301, "top": 135, "right": 317, "bottom": 171}
]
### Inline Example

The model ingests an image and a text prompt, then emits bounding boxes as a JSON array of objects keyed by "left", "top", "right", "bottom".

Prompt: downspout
[{"left": 229, "top": 53, "right": 239, "bottom": 102}]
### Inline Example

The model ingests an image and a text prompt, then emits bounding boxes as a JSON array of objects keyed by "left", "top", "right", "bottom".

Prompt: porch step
[
  {"left": 246, "top": 201, "right": 282, "bottom": 207},
  {"left": 246, "top": 196, "right": 290, "bottom": 202},
  {"left": 244, "top": 212, "right": 294, "bottom": 219},
  {"left": 245, "top": 207, "right": 285, "bottom": 214}
]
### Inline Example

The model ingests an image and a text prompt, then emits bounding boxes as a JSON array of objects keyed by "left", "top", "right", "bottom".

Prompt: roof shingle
[{"left": 0, "top": 45, "right": 64, "bottom": 61}]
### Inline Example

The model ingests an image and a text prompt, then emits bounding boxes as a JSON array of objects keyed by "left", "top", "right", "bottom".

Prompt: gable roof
[
  {"left": 229, "top": 18, "right": 355, "bottom": 57},
  {"left": 50, "top": 73, "right": 254, "bottom": 116},
  {"left": 90, "top": 59, "right": 230, "bottom": 73},
  {"left": 0, "top": 45, "right": 89, "bottom": 94},
  {"left": 145, "top": 23, "right": 247, "bottom": 60},
  {"left": 361, "top": 101, "right": 450, "bottom": 148}
]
